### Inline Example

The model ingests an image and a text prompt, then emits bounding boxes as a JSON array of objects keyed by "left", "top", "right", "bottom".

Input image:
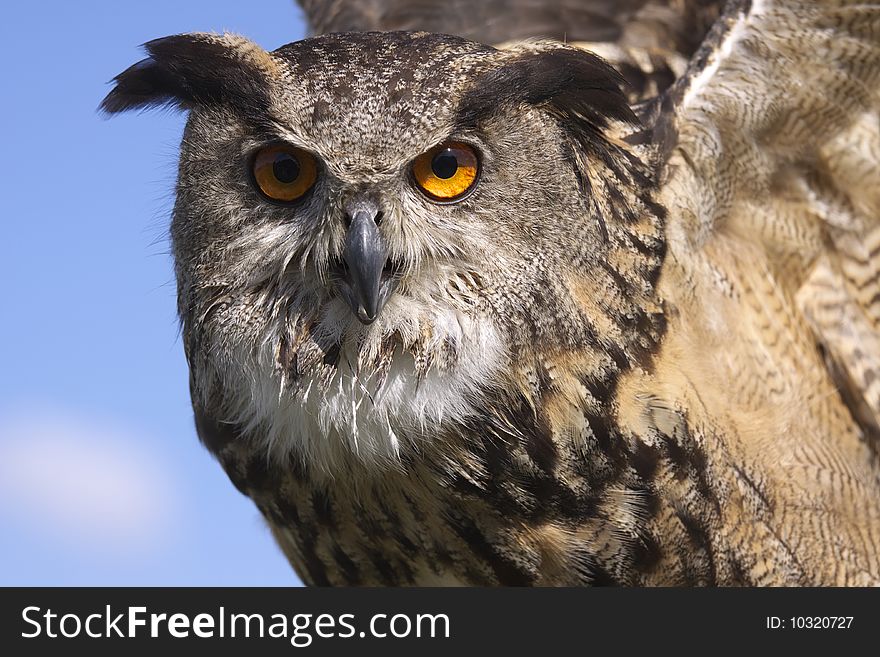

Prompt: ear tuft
[
  {"left": 99, "top": 55, "right": 183, "bottom": 114},
  {"left": 99, "top": 32, "right": 275, "bottom": 116},
  {"left": 458, "top": 43, "right": 637, "bottom": 132}
]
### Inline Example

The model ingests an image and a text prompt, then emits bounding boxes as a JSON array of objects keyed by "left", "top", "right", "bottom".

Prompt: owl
[{"left": 101, "top": 0, "right": 880, "bottom": 585}]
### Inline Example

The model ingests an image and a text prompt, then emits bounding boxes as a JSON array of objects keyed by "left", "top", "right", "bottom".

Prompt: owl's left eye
[
  {"left": 411, "top": 141, "right": 479, "bottom": 202},
  {"left": 252, "top": 144, "right": 317, "bottom": 203}
]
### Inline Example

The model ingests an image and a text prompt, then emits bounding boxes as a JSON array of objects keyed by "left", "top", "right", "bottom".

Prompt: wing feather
[{"left": 656, "top": 0, "right": 880, "bottom": 451}]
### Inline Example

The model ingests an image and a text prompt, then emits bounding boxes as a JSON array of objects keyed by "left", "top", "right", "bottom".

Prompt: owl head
[{"left": 102, "top": 31, "right": 665, "bottom": 468}]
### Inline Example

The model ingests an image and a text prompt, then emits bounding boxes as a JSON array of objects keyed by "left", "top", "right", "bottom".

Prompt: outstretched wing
[{"left": 652, "top": 0, "right": 880, "bottom": 450}]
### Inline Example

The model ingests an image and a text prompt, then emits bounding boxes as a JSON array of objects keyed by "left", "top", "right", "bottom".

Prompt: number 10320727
[{"left": 766, "top": 617, "right": 854, "bottom": 629}]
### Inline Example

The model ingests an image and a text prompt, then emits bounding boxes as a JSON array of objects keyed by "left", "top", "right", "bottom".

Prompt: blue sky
[{"left": 0, "top": 1, "right": 307, "bottom": 585}]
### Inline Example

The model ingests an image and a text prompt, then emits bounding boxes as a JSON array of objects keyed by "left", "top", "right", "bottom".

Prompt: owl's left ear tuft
[
  {"left": 99, "top": 32, "right": 278, "bottom": 115},
  {"left": 458, "top": 43, "right": 637, "bottom": 133}
]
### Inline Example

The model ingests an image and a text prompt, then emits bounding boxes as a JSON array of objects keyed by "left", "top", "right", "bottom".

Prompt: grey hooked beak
[{"left": 339, "top": 207, "right": 396, "bottom": 324}]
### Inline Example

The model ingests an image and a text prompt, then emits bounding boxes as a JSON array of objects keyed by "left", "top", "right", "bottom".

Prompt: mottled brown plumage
[{"left": 103, "top": 0, "right": 880, "bottom": 585}]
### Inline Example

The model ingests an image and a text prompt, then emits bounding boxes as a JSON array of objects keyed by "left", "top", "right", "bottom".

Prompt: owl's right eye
[{"left": 252, "top": 144, "right": 317, "bottom": 203}]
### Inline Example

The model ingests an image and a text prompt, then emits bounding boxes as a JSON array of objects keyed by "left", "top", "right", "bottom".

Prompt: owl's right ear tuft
[{"left": 99, "top": 32, "right": 277, "bottom": 116}]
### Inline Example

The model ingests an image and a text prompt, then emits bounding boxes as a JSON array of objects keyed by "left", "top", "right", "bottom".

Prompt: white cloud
[{"left": 0, "top": 405, "right": 178, "bottom": 554}]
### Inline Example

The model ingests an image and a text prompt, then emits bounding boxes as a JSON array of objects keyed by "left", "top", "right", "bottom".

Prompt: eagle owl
[{"left": 102, "top": 0, "right": 880, "bottom": 585}]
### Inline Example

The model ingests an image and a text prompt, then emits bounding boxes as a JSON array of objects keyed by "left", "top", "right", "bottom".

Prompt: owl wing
[{"left": 652, "top": 0, "right": 880, "bottom": 449}]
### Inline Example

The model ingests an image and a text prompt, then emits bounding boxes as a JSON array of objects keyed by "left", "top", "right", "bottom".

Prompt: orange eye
[
  {"left": 252, "top": 144, "right": 317, "bottom": 202},
  {"left": 412, "top": 141, "right": 479, "bottom": 201}
]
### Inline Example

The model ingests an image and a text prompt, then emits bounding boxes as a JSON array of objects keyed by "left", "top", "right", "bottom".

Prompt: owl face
[
  {"left": 175, "top": 33, "right": 593, "bottom": 325},
  {"left": 104, "top": 31, "right": 661, "bottom": 468}
]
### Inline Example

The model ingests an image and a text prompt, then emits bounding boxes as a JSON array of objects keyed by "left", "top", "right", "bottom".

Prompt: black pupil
[
  {"left": 273, "top": 154, "right": 300, "bottom": 183},
  {"left": 431, "top": 150, "right": 458, "bottom": 179}
]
